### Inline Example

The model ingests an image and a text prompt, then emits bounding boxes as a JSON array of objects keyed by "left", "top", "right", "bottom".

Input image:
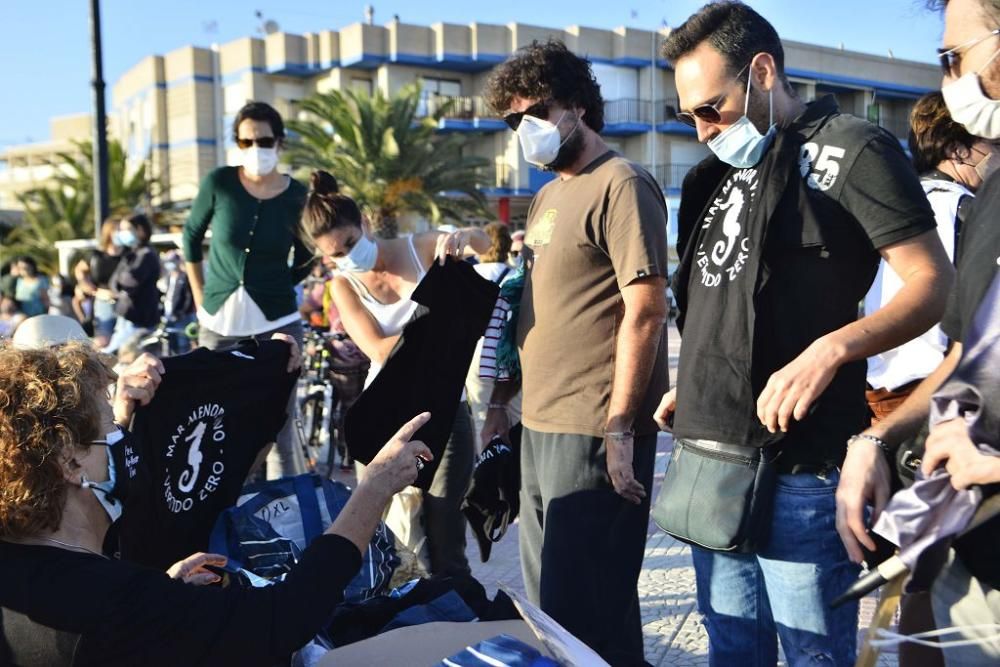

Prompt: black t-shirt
[
  {"left": 89, "top": 251, "right": 121, "bottom": 288},
  {"left": 675, "top": 97, "right": 936, "bottom": 470},
  {"left": 109, "top": 246, "right": 161, "bottom": 328},
  {"left": 118, "top": 342, "right": 297, "bottom": 570},
  {"left": 941, "top": 172, "right": 1000, "bottom": 343},
  {"left": 0, "top": 535, "right": 360, "bottom": 667}
]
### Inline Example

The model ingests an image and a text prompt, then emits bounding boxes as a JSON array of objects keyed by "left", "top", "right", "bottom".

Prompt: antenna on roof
[
  {"left": 365, "top": 5, "right": 375, "bottom": 25},
  {"left": 254, "top": 10, "right": 280, "bottom": 35},
  {"left": 887, "top": 48, "right": 895, "bottom": 59}
]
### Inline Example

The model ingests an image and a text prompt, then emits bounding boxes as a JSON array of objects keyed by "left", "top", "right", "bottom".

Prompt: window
[
  {"left": 420, "top": 76, "right": 461, "bottom": 98},
  {"left": 351, "top": 78, "right": 373, "bottom": 95}
]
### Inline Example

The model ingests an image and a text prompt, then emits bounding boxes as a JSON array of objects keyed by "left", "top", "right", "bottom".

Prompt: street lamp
[{"left": 90, "top": 0, "right": 110, "bottom": 242}]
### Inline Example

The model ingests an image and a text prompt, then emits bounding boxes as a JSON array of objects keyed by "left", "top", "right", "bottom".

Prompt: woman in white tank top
[{"left": 300, "top": 170, "right": 491, "bottom": 576}]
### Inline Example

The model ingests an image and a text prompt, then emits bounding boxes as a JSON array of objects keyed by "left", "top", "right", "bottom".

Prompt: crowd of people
[{"left": 1, "top": 0, "right": 998, "bottom": 665}]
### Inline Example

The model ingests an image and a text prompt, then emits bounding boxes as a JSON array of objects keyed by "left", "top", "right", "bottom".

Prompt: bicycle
[{"left": 294, "top": 328, "right": 368, "bottom": 477}]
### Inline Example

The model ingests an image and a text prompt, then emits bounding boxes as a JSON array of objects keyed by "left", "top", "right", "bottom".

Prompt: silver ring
[{"left": 415, "top": 457, "right": 425, "bottom": 471}]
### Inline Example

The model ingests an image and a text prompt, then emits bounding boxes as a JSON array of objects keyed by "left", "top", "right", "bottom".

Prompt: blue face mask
[
  {"left": 707, "top": 73, "right": 776, "bottom": 169},
  {"left": 115, "top": 229, "right": 138, "bottom": 248},
  {"left": 334, "top": 233, "right": 378, "bottom": 273}
]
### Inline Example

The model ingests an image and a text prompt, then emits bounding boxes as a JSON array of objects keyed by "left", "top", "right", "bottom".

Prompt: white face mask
[
  {"left": 243, "top": 146, "right": 279, "bottom": 177},
  {"left": 516, "top": 111, "right": 579, "bottom": 168},
  {"left": 942, "top": 47, "right": 1000, "bottom": 140},
  {"left": 707, "top": 72, "right": 777, "bottom": 168},
  {"left": 334, "top": 233, "right": 378, "bottom": 273},
  {"left": 975, "top": 151, "right": 999, "bottom": 182}
]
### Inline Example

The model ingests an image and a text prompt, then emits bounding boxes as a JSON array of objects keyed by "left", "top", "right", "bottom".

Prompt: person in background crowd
[
  {"left": 301, "top": 169, "right": 491, "bottom": 578},
  {"left": 183, "top": 101, "right": 314, "bottom": 479},
  {"left": 13, "top": 256, "right": 48, "bottom": 318},
  {"left": 161, "top": 251, "right": 195, "bottom": 354},
  {"left": 509, "top": 230, "right": 525, "bottom": 267},
  {"left": 47, "top": 274, "right": 75, "bottom": 320},
  {"left": 0, "top": 341, "right": 435, "bottom": 667},
  {"left": 103, "top": 214, "right": 161, "bottom": 355},
  {"left": 301, "top": 261, "right": 331, "bottom": 329},
  {"left": 75, "top": 218, "right": 124, "bottom": 348},
  {"left": 838, "top": 1, "right": 1000, "bottom": 664},
  {"left": 482, "top": 39, "right": 670, "bottom": 665},
  {"left": 858, "top": 90, "right": 993, "bottom": 667},
  {"left": 654, "top": 2, "right": 953, "bottom": 665},
  {"left": 0, "top": 262, "right": 18, "bottom": 304},
  {"left": 0, "top": 297, "right": 25, "bottom": 339},
  {"left": 465, "top": 222, "right": 522, "bottom": 444},
  {"left": 864, "top": 92, "right": 993, "bottom": 423}
]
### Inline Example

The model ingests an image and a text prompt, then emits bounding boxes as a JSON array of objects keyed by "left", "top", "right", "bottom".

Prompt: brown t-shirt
[{"left": 517, "top": 152, "right": 670, "bottom": 437}]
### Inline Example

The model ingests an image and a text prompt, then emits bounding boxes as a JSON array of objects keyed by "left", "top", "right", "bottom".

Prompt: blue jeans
[{"left": 692, "top": 471, "right": 861, "bottom": 667}]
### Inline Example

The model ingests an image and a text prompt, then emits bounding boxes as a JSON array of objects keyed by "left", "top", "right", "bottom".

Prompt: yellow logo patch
[{"left": 526, "top": 208, "right": 558, "bottom": 247}]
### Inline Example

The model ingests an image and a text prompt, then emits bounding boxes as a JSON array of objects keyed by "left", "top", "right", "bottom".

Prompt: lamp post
[{"left": 90, "top": 0, "right": 110, "bottom": 241}]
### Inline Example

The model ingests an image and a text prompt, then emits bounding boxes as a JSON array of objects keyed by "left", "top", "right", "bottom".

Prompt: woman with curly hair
[{"left": 0, "top": 342, "right": 432, "bottom": 666}]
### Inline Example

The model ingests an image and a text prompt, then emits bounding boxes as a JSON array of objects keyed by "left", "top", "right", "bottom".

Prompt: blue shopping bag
[{"left": 208, "top": 473, "right": 398, "bottom": 602}]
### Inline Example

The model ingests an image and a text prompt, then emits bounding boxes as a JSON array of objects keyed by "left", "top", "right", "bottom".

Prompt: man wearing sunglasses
[
  {"left": 653, "top": 2, "right": 953, "bottom": 665},
  {"left": 482, "top": 40, "right": 670, "bottom": 666},
  {"left": 836, "top": 1, "right": 1000, "bottom": 664}
]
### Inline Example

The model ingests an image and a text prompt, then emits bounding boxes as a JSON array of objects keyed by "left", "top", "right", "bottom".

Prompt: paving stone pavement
[{"left": 467, "top": 323, "right": 899, "bottom": 666}]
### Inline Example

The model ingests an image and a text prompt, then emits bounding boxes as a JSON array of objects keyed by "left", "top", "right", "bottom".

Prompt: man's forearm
[
  {"left": 606, "top": 312, "right": 667, "bottom": 431},
  {"left": 821, "top": 269, "right": 951, "bottom": 367},
  {"left": 866, "top": 343, "right": 962, "bottom": 447},
  {"left": 488, "top": 378, "right": 522, "bottom": 405}
]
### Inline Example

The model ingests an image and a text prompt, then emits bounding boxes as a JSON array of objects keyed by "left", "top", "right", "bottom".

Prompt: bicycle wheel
[{"left": 299, "top": 392, "right": 325, "bottom": 474}]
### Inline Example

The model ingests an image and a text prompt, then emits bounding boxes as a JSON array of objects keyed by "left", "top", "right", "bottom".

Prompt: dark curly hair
[
  {"left": 484, "top": 39, "right": 605, "bottom": 133},
  {"left": 0, "top": 343, "right": 116, "bottom": 538},
  {"left": 661, "top": 1, "right": 788, "bottom": 89},
  {"left": 909, "top": 92, "right": 980, "bottom": 174}
]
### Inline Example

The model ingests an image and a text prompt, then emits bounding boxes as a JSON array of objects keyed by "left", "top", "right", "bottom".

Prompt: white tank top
[{"left": 342, "top": 235, "right": 425, "bottom": 387}]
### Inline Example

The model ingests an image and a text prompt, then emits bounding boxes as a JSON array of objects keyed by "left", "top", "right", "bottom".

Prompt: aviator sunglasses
[
  {"left": 503, "top": 99, "right": 551, "bottom": 130},
  {"left": 235, "top": 136, "right": 278, "bottom": 149},
  {"left": 938, "top": 28, "right": 1000, "bottom": 78},
  {"left": 674, "top": 63, "right": 752, "bottom": 128}
]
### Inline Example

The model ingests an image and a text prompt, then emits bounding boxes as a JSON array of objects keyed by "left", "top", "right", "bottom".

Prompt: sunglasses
[
  {"left": 675, "top": 92, "right": 729, "bottom": 128},
  {"left": 503, "top": 100, "right": 551, "bottom": 130},
  {"left": 674, "top": 63, "right": 751, "bottom": 128},
  {"left": 236, "top": 137, "right": 278, "bottom": 149},
  {"left": 938, "top": 28, "right": 1000, "bottom": 78}
]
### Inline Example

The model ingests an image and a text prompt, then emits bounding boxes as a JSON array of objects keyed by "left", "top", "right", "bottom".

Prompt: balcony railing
[
  {"left": 417, "top": 94, "right": 499, "bottom": 120},
  {"left": 603, "top": 98, "right": 653, "bottom": 126}
]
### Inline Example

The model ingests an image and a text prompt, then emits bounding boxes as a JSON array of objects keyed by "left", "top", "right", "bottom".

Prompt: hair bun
[{"left": 310, "top": 170, "right": 339, "bottom": 196}]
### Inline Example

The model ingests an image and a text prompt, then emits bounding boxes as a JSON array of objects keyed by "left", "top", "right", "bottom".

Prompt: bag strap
[
  {"left": 294, "top": 474, "right": 325, "bottom": 545},
  {"left": 494, "top": 266, "right": 511, "bottom": 284}
]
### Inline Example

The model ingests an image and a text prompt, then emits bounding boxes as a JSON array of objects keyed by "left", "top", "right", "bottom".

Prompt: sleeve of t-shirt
[
  {"left": 605, "top": 175, "right": 670, "bottom": 289},
  {"left": 838, "top": 133, "right": 937, "bottom": 250}
]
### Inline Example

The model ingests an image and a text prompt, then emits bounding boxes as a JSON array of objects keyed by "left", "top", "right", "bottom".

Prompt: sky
[{"left": 2, "top": 0, "right": 947, "bottom": 148}]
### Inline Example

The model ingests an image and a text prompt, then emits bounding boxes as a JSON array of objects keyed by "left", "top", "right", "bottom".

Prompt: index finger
[
  {"left": 136, "top": 352, "right": 165, "bottom": 375},
  {"left": 392, "top": 412, "right": 431, "bottom": 442}
]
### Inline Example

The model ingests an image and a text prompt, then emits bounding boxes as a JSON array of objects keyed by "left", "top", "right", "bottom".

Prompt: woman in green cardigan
[{"left": 182, "top": 101, "right": 313, "bottom": 478}]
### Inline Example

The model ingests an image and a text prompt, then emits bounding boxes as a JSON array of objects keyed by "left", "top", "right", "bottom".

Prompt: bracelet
[
  {"left": 604, "top": 430, "right": 635, "bottom": 439},
  {"left": 487, "top": 403, "right": 507, "bottom": 410},
  {"left": 847, "top": 434, "right": 893, "bottom": 458}
]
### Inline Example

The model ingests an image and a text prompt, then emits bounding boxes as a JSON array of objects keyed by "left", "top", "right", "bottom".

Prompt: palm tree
[
  {"left": 284, "top": 83, "right": 492, "bottom": 238},
  {"left": 3, "top": 139, "right": 152, "bottom": 275}
]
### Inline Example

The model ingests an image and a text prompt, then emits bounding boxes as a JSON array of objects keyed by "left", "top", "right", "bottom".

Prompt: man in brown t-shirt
[{"left": 484, "top": 40, "right": 670, "bottom": 666}]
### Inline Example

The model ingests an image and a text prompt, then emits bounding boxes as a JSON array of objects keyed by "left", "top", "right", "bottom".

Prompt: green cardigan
[{"left": 182, "top": 167, "right": 314, "bottom": 319}]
